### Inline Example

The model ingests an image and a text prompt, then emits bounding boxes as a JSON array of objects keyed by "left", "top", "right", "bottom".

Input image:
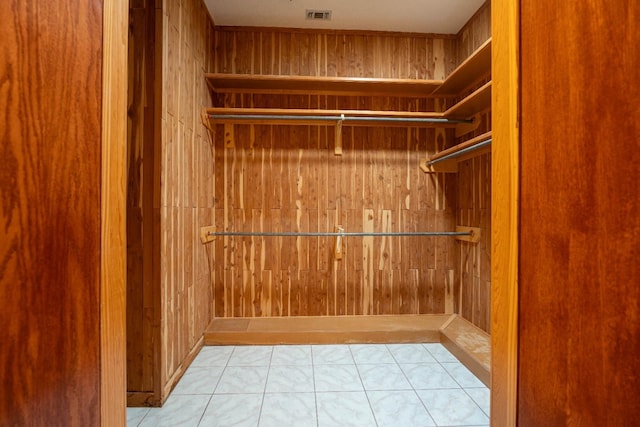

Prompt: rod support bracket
[
  {"left": 200, "top": 226, "right": 217, "bottom": 244},
  {"left": 455, "top": 226, "right": 481, "bottom": 243},
  {"left": 334, "top": 114, "right": 344, "bottom": 156},
  {"left": 334, "top": 225, "right": 344, "bottom": 259}
]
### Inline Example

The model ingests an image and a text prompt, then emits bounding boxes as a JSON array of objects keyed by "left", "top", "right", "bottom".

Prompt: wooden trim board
[
  {"left": 204, "top": 315, "right": 453, "bottom": 345},
  {"left": 491, "top": 0, "right": 520, "bottom": 425},
  {"left": 101, "top": 0, "right": 128, "bottom": 424},
  {"left": 439, "top": 315, "right": 490, "bottom": 387}
]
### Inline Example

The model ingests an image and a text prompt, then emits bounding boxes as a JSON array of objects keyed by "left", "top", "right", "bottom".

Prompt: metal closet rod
[
  {"left": 428, "top": 138, "right": 492, "bottom": 166},
  {"left": 208, "top": 113, "right": 473, "bottom": 124},
  {"left": 208, "top": 231, "right": 472, "bottom": 237}
]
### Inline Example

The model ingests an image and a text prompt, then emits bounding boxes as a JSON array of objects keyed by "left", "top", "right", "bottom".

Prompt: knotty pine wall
[
  {"left": 454, "top": 1, "right": 491, "bottom": 332},
  {"left": 210, "top": 27, "right": 463, "bottom": 318},
  {"left": 457, "top": 0, "right": 491, "bottom": 63},
  {"left": 160, "top": 0, "right": 215, "bottom": 391},
  {"left": 127, "top": 0, "right": 215, "bottom": 406},
  {"left": 213, "top": 27, "right": 458, "bottom": 79}
]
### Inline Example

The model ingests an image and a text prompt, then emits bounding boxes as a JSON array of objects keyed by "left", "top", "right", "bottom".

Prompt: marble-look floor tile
[
  {"left": 172, "top": 366, "right": 224, "bottom": 395},
  {"left": 138, "top": 394, "right": 210, "bottom": 427},
  {"left": 312, "top": 345, "right": 355, "bottom": 364},
  {"left": 215, "top": 366, "right": 269, "bottom": 394},
  {"left": 316, "top": 391, "right": 377, "bottom": 427},
  {"left": 367, "top": 390, "right": 436, "bottom": 427},
  {"left": 441, "top": 362, "right": 485, "bottom": 388},
  {"left": 357, "top": 364, "right": 412, "bottom": 391},
  {"left": 265, "top": 365, "right": 314, "bottom": 393},
  {"left": 192, "top": 346, "right": 234, "bottom": 367},
  {"left": 400, "top": 363, "right": 460, "bottom": 390},
  {"left": 465, "top": 387, "right": 491, "bottom": 416},
  {"left": 422, "top": 344, "right": 458, "bottom": 363},
  {"left": 386, "top": 344, "right": 437, "bottom": 364},
  {"left": 417, "top": 389, "right": 489, "bottom": 426},
  {"left": 350, "top": 344, "right": 395, "bottom": 364},
  {"left": 199, "top": 393, "right": 262, "bottom": 427},
  {"left": 126, "top": 407, "right": 149, "bottom": 427},
  {"left": 227, "top": 346, "right": 273, "bottom": 366},
  {"left": 314, "top": 364, "right": 363, "bottom": 392},
  {"left": 270, "top": 345, "right": 312, "bottom": 365},
  {"left": 259, "top": 393, "right": 316, "bottom": 427}
]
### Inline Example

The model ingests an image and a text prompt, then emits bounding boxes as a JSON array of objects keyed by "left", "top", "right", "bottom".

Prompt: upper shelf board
[
  {"left": 444, "top": 81, "right": 492, "bottom": 119},
  {"left": 206, "top": 74, "right": 443, "bottom": 98},
  {"left": 434, "top": 37, "right": 492, "bottom": 95}
]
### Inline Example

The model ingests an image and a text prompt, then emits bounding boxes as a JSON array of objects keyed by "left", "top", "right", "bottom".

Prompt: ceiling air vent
[{"left": 306, "top": 10, "right": 332, "bottom": 21}]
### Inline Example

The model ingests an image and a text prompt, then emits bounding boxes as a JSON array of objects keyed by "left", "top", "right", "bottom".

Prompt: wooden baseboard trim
[
  {"left": 161, "top": 336, "right": 204, "bottom": 400},
  {"left": 127, "top": 337, "right": 204, "bottom": 408},
  {"left": 204, "top": 315, "right": 453, "bottom": 345},
  {"left": 439, "top": 315, "right": 490, "bottom": 387},
  {"left": 126, "top": 392, "right": 159, "bottom": 408}
]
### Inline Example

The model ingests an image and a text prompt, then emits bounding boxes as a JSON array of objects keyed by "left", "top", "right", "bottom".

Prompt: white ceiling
[{"left": 204, "top": 0, "right": 486, "bottom": 34}]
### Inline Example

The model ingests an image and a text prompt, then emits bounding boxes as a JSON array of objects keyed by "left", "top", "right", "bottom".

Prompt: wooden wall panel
[
  {"left": 159, "top": 0, "right": 215, "bottom": 402},
  {"left": 453, "top": 3, "right": 492, "bottom": 333},
  {"left": 457, "top": 0, "right": 491, "bottom": 65},
  {"left": 127, "top": 0, "right": 215, "bottom": 406},
  {"left": 214, "top": 27, "right": 458, "bottom": 80},
  {"left": 0, "top": 1, "right": 103, "bottom": 425},
  {"left": 211, "top": 123, "right": 457, "bottom": 317},
  {"left": 208, "top": 27, "right": 464, "bottom": 318},
  {"left": 519, "top": 1, "right": 640, "bottom": 424},
  {"left": 456, "top": 110, "right": 492, "bottom": 333},
  {"left": 127, "top": 0, "right": 159, "bottom": 401}
]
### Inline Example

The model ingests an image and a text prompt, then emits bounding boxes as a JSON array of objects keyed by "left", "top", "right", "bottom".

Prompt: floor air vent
[{"left": 306, "top": 10, "right": 332, "bottom": 20}]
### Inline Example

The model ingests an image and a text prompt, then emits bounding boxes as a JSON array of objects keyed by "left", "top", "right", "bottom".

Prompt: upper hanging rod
[
  {"left": 208, "top": 231, "right": 472, "bottom": 237},
  {"left": 428, "top": 138, "right": 492, "bottom": 166},
  {"left": 208, "top": 113, "right": 472, "bottom": 125}
]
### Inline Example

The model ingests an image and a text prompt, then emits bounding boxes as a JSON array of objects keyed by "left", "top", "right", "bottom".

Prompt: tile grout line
[
  {"left": 391, "top": 343, "right": 439, "bottom": 427},
  {"left": 349, "top": 344, "right": 380, "bottom": 427},
  {"left": 196, "top": 345, "right": 234, "bottom": 427},
  {"left": 256, "top": 345, "right": 275, "bottom": 427},
  {"left": 310, "top": 345, "right": 320, "bottom": 427}
]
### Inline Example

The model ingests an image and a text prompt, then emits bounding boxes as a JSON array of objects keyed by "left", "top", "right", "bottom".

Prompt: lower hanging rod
[
  {"left": 208, "top": 231, "right": 472, "bottom": 237},
  {"left": 428, "top": 138, "right": 492, "bottom": 166},
  {"left": 208, "top": 113, "right": 473, "bottom": 125}
]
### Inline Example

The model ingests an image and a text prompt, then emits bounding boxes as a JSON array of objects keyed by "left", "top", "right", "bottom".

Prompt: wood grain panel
[
  {"left": 210, "top": 111, "right": 458, "bottom": 317},
  {"left": 490, "top": 0, "right": 519, "bottom": 424},
  {"left": 455, "top": 110, "right": 491, "bottom": 333},
  {"left": 519, "top": 1, "right": 640, "bottom": 424},
  {"left": 158, "top": 0, "right": 215, "bottom": 404},
  {"left": 214, "top": 27, "right": 456, "bottom": 80},
  {"left": 0, "top": 1, "right": 103, "bottom": 424},
  {"left": 127, "top": 0, "right": 159, "bottom": 402},
  {"left": 457, "top": 0, "right": 491, "bottom": 66},
  {"left": 127, "top": 0, "right": 215, "bottom": 407},
  {"left": 102, "top": 0, "right": 128, "bottom": 423}
]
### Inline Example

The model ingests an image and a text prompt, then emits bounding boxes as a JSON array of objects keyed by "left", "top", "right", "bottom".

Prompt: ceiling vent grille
[{"left": 305, "top": 10, "right": 332, "bottom": 21}]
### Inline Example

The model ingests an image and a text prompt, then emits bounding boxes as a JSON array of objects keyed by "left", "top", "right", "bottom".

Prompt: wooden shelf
[
  {"left": 444, "top": 81, "right": 492, "bottom": 119},
  {"left": 205, "top": 73, "right": 442, "bottom": 97},
  {"left": 204, "top": 314, "right": 452, "bottom": 345},
  {"left": 439, "top": 315, "right": 490, "bottom": 387},
  {"left": 203, "top": 107, "right": 460, "bottom": 128},
  {"left": 435, "top": 38, "right": 492, "bottom": 95},
  {"left": 421, "top": 131, "right": 492, "bottom": 173}
]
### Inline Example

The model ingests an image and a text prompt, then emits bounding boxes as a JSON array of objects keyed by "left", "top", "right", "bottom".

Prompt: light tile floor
[{"left": 127, "top": 343, "right": 489, "bottom": 427}]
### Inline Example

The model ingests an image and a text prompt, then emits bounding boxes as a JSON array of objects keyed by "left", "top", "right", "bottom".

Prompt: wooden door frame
[
  {"left": 491, "top": 0, "right": 519, "bottom": 425},
  {"left": 101, "top": 0, "right": 128, "bottom": 424}
]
